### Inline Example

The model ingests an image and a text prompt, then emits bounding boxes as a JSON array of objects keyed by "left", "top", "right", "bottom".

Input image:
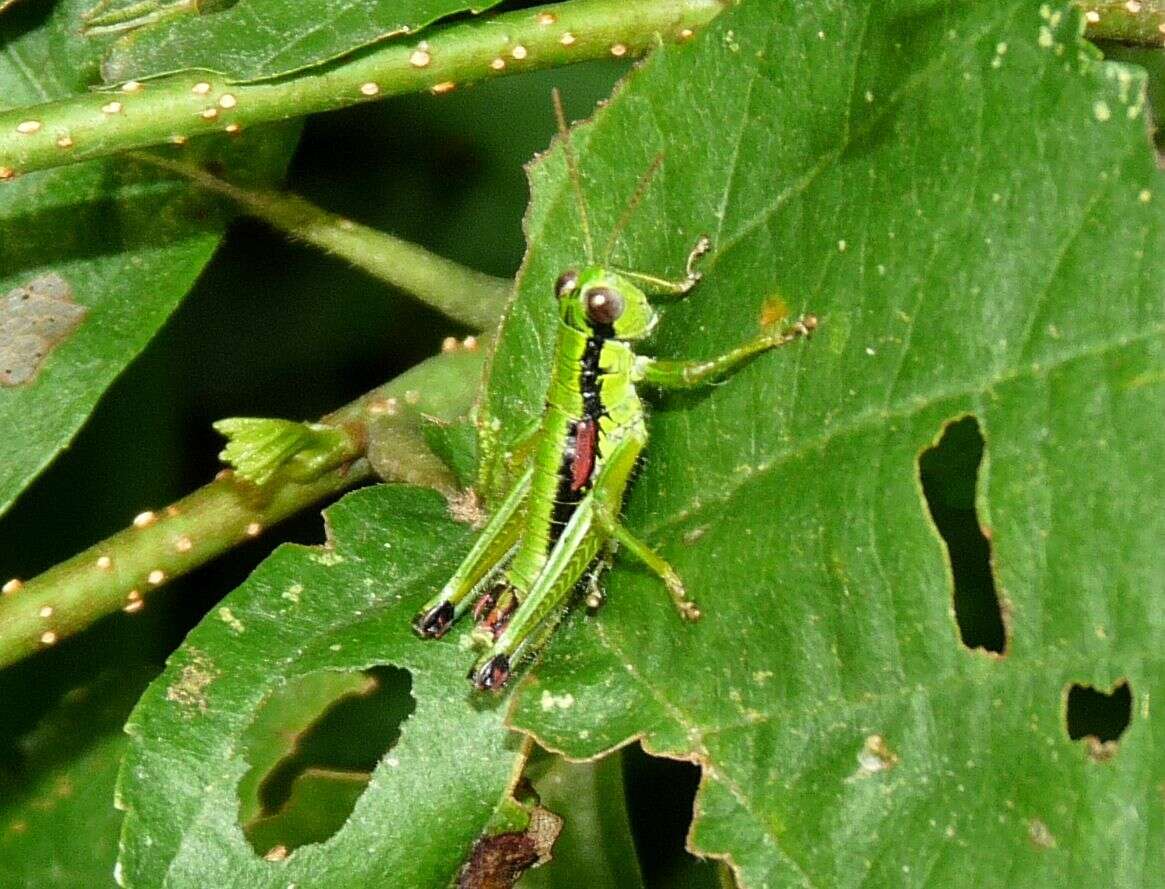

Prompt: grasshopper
[{"left": 413, "top": 92, "right": 817, "bottom": 692}]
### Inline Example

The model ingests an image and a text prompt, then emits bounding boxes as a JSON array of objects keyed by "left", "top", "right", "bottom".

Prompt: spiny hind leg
[
  {"left": 468, "top": 604, "right": 567, "bottom": 692},
  {"left": 469, "top": 501, "right": 599, "bottom": 691},
  {"left": 474, "top": 544, "right": 613, "bottom": 690}
]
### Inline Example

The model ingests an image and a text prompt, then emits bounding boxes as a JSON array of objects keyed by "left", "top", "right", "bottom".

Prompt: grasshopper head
[{"left": 555, "top": 266, "right": 656, "bottom": 340}]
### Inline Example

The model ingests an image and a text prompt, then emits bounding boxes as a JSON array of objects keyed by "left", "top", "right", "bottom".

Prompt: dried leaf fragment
[{"left": 458, "top": 806, "right": 561, "bottom": 889}]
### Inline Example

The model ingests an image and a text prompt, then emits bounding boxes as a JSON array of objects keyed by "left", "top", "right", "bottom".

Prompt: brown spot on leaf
[
  {"left": 165, "top": 649, "right": 218, "bottom": 715},
  {"left": 458, "top": 807, "right": 561, "bottom": 889},
  {"left": 759, "top": 296, "right": 790, "bottom": 329},
  {"left": 1, "top": 273, "right": 86, "bottom": 386},
  {"left": 448, "top": 487, "right": 486, "bottom": 528}
]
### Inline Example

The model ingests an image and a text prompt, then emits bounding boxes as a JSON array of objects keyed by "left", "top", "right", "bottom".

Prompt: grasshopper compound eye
[
  {"left": 555, "top": 269, "right": 580, "bottom": 298},
  {"left": 585, "top": 286, "right": 624, "bottom": 325}
]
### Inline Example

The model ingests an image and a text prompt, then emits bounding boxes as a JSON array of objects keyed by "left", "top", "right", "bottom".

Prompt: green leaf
[
  {"left": 101, "top": 0, "right": 506, "bottom": 84},
  {"left": 245, "top": 768, "right": 373, "bottom": 855},
  {"left": 235, "top": 670, "right": 375, "bottom": 828},
  {"left": 517, "top": 750, "right": 645, "bottom": 889},
  {"left": 0, "top": 669, "right": 153, "bottom": 889},
  {"left": 117, "top": 486, "right": 530, "bottom": 887},
  {"left": 0, "top": 0, "right": 297, "bottom": 518},
  {"left": 423, "top": 415, "right": 480, "bottom": 490},
  {"left": 484, "top": 2, "right": 1163, "bottom": 886}
]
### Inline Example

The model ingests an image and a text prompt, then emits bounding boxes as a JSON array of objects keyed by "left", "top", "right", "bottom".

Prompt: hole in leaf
[
  {"left": 623, "top": 745, "right": 719, "bottom": 887},
  {"left": 239, "top": 665, "right": 415, "bottom": 857},
  {"left": 919, "top": 416, "right": 1006, "bottom": 654},
  {"left": 1066, "top": 680, "right": 1132, "bottom": 759}
]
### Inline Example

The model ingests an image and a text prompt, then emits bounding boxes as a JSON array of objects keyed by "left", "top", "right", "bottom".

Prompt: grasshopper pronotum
[{"left": 413, "top": 91, "right": 817, "bottom": 691}]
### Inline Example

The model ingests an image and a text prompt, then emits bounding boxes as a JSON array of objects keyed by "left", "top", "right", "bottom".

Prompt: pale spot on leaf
[
  {"left": 218, "top": 606, "right": 245, "bottom": 633},
  {"left": 1, "top": 273, "right": 87, "bottom": 386},
  {"left": 166, "top": 649, "right": 218, "bottom": 715}
]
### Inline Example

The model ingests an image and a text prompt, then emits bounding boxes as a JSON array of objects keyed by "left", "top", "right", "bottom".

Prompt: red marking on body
[
  {"left": 480, "top": 601, "right": 515, "bottom": 640},
  {"left": 472, "top": 585, "right": 500, "bottom": 622},
  {"left": 571, "top": 419, "right": 597, "bottom": 491}
]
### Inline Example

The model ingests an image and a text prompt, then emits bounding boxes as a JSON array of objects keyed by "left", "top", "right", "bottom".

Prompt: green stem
[
  {"left": 130, "top": 151, "right": 510, "bottom": 330},
  {"left": 0, "top": 0, "right": 725, "bottom": 180},
  {"left": 1078, "top": 0, "right": 1165, "bottom": 45},
  {"left": 0, "top": 346, "right": 486, "bottom": 671}
]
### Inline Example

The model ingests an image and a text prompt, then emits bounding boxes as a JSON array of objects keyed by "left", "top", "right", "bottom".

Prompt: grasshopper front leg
[
  {"left": 612, "top": 235, "right": 711, "bottom": 297},
  {"left": 635, "top": 314, "right": 818, "bottom": 389}
]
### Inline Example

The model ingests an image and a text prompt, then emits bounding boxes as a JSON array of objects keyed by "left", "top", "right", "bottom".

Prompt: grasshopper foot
[
  {"left": 678, "top": 235, "right": 712, "bottom": 293},
  {"left": 662, "top": 569, "right": 701, "bottom": 621},
  {"left": 470, "top": 654, "right": 511, "bottom": 692},
  {"left": 413, "top": 601, "right": 454, "bottom": 638}
]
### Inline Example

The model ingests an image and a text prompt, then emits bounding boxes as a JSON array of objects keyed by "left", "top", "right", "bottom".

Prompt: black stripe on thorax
[{"left": 547, "top": 322, "right": 613, "bottom": 549}]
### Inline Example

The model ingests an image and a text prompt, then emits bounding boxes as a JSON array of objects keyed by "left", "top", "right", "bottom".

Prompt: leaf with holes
[
  {"left": 117, "top": 486, "right": 531, "bottom": 887},
  {"left": 0, "top": 0, "right": 298, "bottom": 519},
  {"left": 100, "top": 0, "right": 506, "bottom": 84},
  {"left": 481, "top": 2, "right": 1163, "bottom": 886}
]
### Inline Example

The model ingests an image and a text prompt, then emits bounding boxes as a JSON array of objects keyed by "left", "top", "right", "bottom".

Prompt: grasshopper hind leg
[
  {"left": 468, "top": 599, "right": 569, "bottom": 692},
  {"left": 411, "top": 466, "right": 533, "bottom": 639}
]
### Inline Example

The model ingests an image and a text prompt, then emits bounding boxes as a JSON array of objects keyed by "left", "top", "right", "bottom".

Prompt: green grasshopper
[{"left": 413, "top": 92, "right": 817, "bottom": 692}]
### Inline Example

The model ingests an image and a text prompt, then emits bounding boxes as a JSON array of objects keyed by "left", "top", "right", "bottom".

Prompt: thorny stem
[
  {"left": 0, "top": 345, "right": 487, "bottom": 671},
  {"left": 131, "top": 152, "right": 510, "bottom": 330},
  {"left": 1077, "top": 0, "right": 1165, "bottom": 46},
  {"left": 0, "top": 0, "right": 725, "bottom": 180}
]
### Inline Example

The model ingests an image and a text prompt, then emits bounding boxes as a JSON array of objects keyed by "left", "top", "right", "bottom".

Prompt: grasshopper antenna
[
  {"left": 552, "top": 88, "right": 594, "bottom": 263},
  {"left": 602, "top": 151, "right": 664, "bottom": 264}
]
